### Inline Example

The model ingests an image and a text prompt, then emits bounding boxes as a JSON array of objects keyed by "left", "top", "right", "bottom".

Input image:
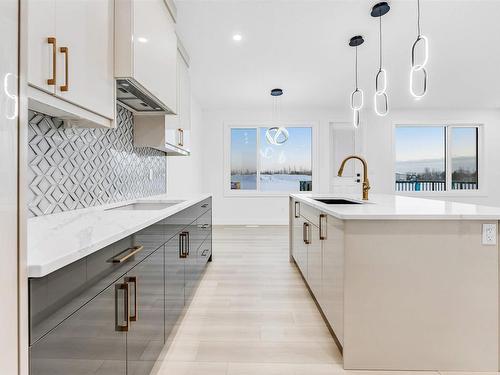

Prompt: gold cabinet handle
[
  {"left": 115, "top": 282, "right": 129, "bottom": 332},
  {"left": 59, "top": 46, "right": 69, "bottom": 92},
  {"left": 303, "top": 222, "right": 311, "bottom": 245},
  {"left": 109, "top": 245, "right": 144, "bottom": 263},
  {"left": 179, "top": 232, "right": 188, "bottom": 258},
  {"left": 124, "top": 276, "right": 138, "bottom": 322},
  {"left": 178, "top": 128, "right": 184, "bottom": 146},
  {"left": 319, "top": 214, "right": 327, "bottom": 240},
  {"left": 47, "top": 37, "right": 56, "bottom": 85}
]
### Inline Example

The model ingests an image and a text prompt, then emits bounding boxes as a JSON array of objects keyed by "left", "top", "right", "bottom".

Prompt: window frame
[
  {"left": 224, "top": 122, "right": 318, "bottom": 197},
  {"left": 393, "top": 123, "right": 485, "bottom": 197}
]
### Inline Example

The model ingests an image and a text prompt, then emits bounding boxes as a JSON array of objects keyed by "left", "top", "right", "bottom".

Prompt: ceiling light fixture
[
  {"left": 410, "top": 0, "right": 428, "bottom": 99},
  {"left": 137, "top": 37, "right": 148, "bottom": 43},
  {"left": 232, "top": 33, "right": 242, "bottom": 41},
  {"left": 349, "top": 35, "right": 365, "bottom": 128},
  {"left": 371, "top": 2, "right": 390, "bottom": 117},
  {"left": 266, "top": 88, "right": 289, "bottom": 146}
]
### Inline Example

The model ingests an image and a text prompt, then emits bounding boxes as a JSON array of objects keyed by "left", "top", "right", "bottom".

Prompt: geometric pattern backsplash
[{"left": 27, "top": 106, "right": 167, "bottom": 217}]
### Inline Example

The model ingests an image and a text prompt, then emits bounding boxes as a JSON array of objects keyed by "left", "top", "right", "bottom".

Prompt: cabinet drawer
[
  {"left": 29, "top": 235, "right": 154, "bottom": 345},
  {"left": 297, "top": 201, "right": 320, "bottom": 227},
  {"left": 198, "top": 236, "right": 212, "bottom": 265},
  {"left": 167, "top": 198, "right": 211, "bottom": 229}
]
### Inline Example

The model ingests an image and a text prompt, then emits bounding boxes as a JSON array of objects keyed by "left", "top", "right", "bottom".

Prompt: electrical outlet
[
  {"left": 149, "top": 169, "right": 153, "bottom": 181},
  {"left": 482, "top": 223, "right": 497, "bottom": 245}
]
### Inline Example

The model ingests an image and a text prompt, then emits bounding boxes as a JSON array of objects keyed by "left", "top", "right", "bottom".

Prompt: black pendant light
[
  {"left": 410, "top": 0, "right": 429, "bottom": 99},
  {"left": 349, "top": 35, "right": 365, "bottom": 128},
  {"left": 371, "top": 2, "right": 390, "bottom": 116}
]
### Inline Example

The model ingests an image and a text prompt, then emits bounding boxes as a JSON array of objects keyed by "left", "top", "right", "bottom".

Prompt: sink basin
[
  {"left": 106, "top": 201, "right": 184, "bottom": 211},
  {"left": 314, "top": 198, "right": 362, "bottom": 205}
]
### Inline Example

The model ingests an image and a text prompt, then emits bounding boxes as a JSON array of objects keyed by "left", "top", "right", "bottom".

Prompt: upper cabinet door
[
  {"left": 178, "top": 53, "right": 191, "bottom": 130},
  {"left": 133, "top": 0, "right": 177, "bottom": 112},
  {"left": 27, "top": 0, "right": 56, "bottom": 94},
  {"left": 55, "top": 0, "right": 114, "bottom": 119}
]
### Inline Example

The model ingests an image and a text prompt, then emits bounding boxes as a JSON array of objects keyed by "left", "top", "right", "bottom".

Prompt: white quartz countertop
[
  {"left": 291, "top": 193, "right": 500, "bottom": 221},
  {"left": 27, "top": 194, "right": 211, "bottom": 278}
]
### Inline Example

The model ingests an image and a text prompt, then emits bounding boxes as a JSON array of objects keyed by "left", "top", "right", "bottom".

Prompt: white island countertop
[
  {"left": 291, "top": 193, "right": 500, "bottom": 220},
  {"left": 27, "top": 194, "right": 211, "bottom": 278}
]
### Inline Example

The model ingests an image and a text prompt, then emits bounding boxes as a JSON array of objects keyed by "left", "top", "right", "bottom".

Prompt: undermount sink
[
  {"left": 106, "top": 201, "right": 185, "bottom": 211},
  {"left": 314, "top": 198, "right": 362, "bottom": 205}
]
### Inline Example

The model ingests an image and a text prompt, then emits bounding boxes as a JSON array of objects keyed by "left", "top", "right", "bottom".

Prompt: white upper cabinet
[
  {"left": 27, "top": 0, "right": 115, "bottom": 127},
  {"left": 165, "top": 44, "right": 191, "bottom": 150},
  {"left": 27, "top": 0, "right": 56, "bottom": 94},
  {"left": 54, "top": 0, "right": 114, "bottom": 119},
  {"left": 115, "top": 0, "right": 178, "bottom": 114}
]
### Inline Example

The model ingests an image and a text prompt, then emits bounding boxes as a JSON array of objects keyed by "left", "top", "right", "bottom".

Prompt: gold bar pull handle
[
  {"left": 294, "top": 201, "right": 300, "bottom": 218},
  {"left": 319, "top": 214, "right": 327, "bottom": 240},
  {"left": 124, "top": 276, "right": 138, "bottom": 322},
  {"left": 179, "top": 232, "right": 187, "bottom": 258},
  {"left": 59, "top": 46, "right": 69, "bottom": 92},
  {"left": 303, "top": 222, "right": 311, "bottom": 245},
  {"left": 115, "top": 282, "right": 129, "bottom": 332},
  {"left": 178, "top": 129, "right": 184, "bottom": 146},
  {"left": 109, "top": 245, "right": 144, "bottom": 263},
  {"left": 47, "top": 37, "right": 56, "bottom": 85}
]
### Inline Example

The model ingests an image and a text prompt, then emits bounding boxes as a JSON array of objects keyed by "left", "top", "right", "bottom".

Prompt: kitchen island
[{"left": 290, "top": 193, "right": 500, "bottom": 371}]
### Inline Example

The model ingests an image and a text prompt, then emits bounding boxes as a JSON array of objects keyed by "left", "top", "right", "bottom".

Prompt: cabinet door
[
  {"left": 55, "top": 0, "right": 114, "bottom": 119},
  {"left": 307, "top": 222, "right": 322, "bottom": 301},
  {"left": 177, "top": 53, "right": 191, "bottom": 130},
  {"left": 184, "top": 220, "right": 201, "bottom": 306},
  {"left": 30, "top": 281, "right": 127, "bottom": 375},
  {"left": 292, "top": 204, "right": 307, "bottom": 277},
  {"left": 133, "top": 0, "right": 177, "bottom": 112},
  {"left": 165, "top": 233, "right": 185, "bottom": 343},
  {"left": 27, "top": 0, "right": 56, "bottom": 93},
  {"left": 125, "top": 246, "right": 165, "bottom": 375},
  {"left": 321, "top": 216, "right": 344, "bottom": 345}
]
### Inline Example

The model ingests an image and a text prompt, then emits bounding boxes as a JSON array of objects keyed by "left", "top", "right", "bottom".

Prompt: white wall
[
  {"left": 200, "top": 107, "right": 500, "bottom": 225},
  {"left": 167, "top": 97, "right": 204, "bottom": 195}
]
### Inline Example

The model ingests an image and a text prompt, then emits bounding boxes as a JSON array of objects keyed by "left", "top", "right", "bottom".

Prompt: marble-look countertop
[
  {"left": 291, "top": 193, "right": 500, "bottom": 220},
  {"left": 28, "top": 194, "right": 211, "bottom": 278}
]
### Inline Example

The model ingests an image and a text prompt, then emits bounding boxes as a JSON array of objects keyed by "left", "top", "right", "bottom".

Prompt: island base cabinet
[{"left": 29, "top": 281, "right": 127, "bottom": 375}]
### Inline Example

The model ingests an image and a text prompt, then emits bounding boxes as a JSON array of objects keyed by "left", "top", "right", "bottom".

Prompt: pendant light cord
[
  {"left": 417, "top": 0, "right": 421, "bottom": 36},
  {"left": 379, "top": 15, "right": 383, "bottom": 70},
  {"left": 355, "top": 46, "right": 358, "bottom": 89}
]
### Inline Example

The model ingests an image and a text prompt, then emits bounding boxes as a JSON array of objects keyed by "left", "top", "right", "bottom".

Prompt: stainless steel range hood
[{"left": 116, "top": 79, "right": 175, "bottom": 114}]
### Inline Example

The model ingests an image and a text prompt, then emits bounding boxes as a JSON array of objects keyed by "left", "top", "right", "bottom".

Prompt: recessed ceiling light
[
  {"left": 137, "top": 37, "right": 148, "bottom": 43},
  {"left": 232, "top": 34, "right": 242, "bottom": 42}
]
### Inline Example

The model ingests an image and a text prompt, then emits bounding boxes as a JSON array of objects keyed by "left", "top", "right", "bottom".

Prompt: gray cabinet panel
[
  {"left": 165, "top": 233, "right": 185, "bottom": 343},
  {"left": 125, "top": 246, "right": 165, "bottom": 375},
  {"left": 30, "top": 281, "right": 127, "bottom": 375}
]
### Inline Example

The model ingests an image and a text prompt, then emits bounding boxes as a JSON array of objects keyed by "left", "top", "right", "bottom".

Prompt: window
[
  {"left": 229, "top": 126, "right": 313, "bottom": 193},
  {"left": 395, "top": 125, "right": 480, "bottom": 192}
]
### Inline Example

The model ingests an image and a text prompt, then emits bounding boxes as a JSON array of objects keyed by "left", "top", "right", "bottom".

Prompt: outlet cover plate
[{"left": 482, "top": 223, "right": 497, "bottom": 245}]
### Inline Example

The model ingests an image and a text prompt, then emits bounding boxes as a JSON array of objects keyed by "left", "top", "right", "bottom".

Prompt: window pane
[
  {"left": 259, "top": 127, "right": 312, "bottom": 192},
  {"left": 395, "top": 126, "right": 446, "bottom": 191},
  {"left": 231, "top": 128, "right": 257, "bottom": 190},
  {"left": 451, "top": 127, "right": 478, "bottom": 190}
]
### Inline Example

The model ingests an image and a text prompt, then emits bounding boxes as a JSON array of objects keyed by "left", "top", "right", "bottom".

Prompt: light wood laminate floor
[{"left": 155, "top": 226, "right": 487, "bottom": 375}]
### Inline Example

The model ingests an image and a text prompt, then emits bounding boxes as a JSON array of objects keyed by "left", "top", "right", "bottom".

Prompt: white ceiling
[{"left": 175, "top": 0, "right": 500, "bottom": 111}]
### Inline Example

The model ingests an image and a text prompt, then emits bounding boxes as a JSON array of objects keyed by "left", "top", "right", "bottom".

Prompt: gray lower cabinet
[
  {"left": 30, "top": 279, "right": 128, "bottom": 375},
  {"left": 125, "top": 246, "right": 165, "bottom": 375},
  {"left": 29, "top": 198, "right": 213, "bottom": 375}
]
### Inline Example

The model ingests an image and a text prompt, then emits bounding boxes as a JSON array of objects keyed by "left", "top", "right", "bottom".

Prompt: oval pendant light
[
  {"left": 410, "top": 0, "right": 429, "bottom": 99},
  {"left": 349, "top": 35, "right": 364, "bottom": 128},
  {"left": 371, "top": 2, "right": 390, "bottom": 117},
  {"left": 266, "top": 88, "right": 289, "bottom": 146}
]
